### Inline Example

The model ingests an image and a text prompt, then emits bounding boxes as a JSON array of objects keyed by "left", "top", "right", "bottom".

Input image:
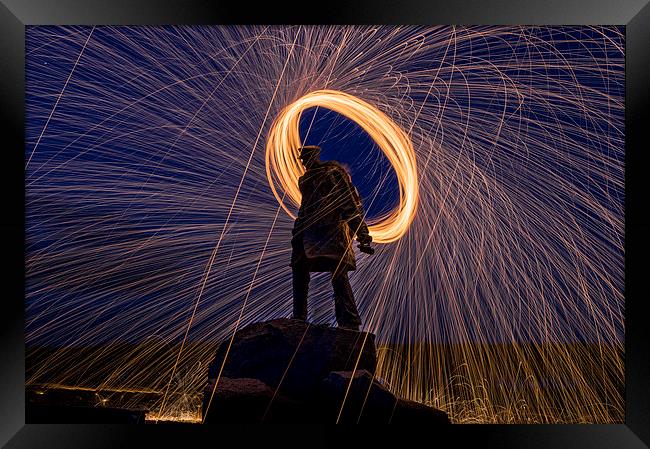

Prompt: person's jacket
[{"left": 290, "top": 161, "right": 370, "bottom": 272}]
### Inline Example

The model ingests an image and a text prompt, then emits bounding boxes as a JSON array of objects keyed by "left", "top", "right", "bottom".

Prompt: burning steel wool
[{"left": 266, "top": 89, "right": 419, "bottom": 243}]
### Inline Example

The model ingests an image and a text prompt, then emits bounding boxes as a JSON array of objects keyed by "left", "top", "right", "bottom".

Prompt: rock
[
  {"left": 391, "top": 397, "right": 451, "bottom": 424},
  {"left": 316, "top": 369, "right": 397, "bottom": 423},
  {"left": 315, "top": 370, "right": 449, "bottom": 423},
  {"left": 202, "top": 377, "right": 301, "bottom": 423},
  {"left": 203, "top": 319, "right": 450, "bottom": 424},
  {"left": 208, "top": 318, "right": 376, "bottom": 398}
]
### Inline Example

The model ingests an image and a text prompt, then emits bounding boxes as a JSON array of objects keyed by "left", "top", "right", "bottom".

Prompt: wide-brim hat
[{"left": 297, "top": 145, "right": 321, "bottom": 160}]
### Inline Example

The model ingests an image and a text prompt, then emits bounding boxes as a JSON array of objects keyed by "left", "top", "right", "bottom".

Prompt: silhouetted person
[{"left": 290, "top": 145, "right": 374, "bottom": 331}]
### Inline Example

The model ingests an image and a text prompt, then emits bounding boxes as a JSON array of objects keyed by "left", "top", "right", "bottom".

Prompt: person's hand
[
  {"left": 358, "top": 242, "right": 375, "bottom": 255},
  {"left": 357, "top": 233, "right": 374, "bottom": 255},
  {"left": 357, "top": 232, "right": 372, "bottom": 246}
]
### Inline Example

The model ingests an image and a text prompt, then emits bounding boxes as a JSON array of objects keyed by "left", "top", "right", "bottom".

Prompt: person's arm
[
  {"left": 333, "top": 167, "right": 372, "bottom": 245},
  {"left": 348, "top": 184, "right": 372, "bottom": 245},
  {"left": 292, "top": 178, "right": 306, "bottom": 237}
]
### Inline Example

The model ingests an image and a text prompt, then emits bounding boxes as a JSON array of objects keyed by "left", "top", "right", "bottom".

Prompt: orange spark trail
[
  {"left": 25, "top": 26, "right": 95, "bottom": 169},
  {"left": 160, "top": 27, "right": 302, "bottom": 421}
]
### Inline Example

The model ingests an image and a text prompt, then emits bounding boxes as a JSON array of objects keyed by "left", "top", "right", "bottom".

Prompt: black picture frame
[{"left": 1, "top": 1, "right": 648, "bottom": 447}]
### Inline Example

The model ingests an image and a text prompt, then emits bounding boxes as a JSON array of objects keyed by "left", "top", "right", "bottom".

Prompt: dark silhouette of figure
[{"left": 290, "top": 145, "right": 374, "bottom": 331}]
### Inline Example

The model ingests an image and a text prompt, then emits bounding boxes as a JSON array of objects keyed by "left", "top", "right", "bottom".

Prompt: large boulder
[
  {"left": 391, "top": 397, "right": 451, "bottom": 424},
  {"left": 316, "top": 369, "right": 397, "bottom": 423},
  {"left": 208, "top": 318, "right": 377, "bottom": 398},
  {"left": 316, "top": 370, "right": 450, "bottom": 424},
  {"left": 204, "top": 319, "right": 450, "bottom": 424},
  {"left": 202, "top": 377, "right": 301, "bottom": 423}
]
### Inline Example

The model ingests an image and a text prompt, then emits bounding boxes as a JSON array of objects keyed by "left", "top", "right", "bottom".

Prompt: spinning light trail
[
  {"left": 25, "top": 25, "right": 624, "bottom": 423},
  {"left": 266, "top": 89, "right": 419, "bottom": 243}
]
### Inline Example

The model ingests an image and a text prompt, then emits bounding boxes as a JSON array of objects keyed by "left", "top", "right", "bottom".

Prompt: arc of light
[{"left": 265, "top": 89, "right": 419, "bottom": 243}]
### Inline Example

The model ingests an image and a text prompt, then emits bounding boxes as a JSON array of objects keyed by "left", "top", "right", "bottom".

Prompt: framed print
[{"left": 1, "top": 0, "right": 648, "bottom": 448}]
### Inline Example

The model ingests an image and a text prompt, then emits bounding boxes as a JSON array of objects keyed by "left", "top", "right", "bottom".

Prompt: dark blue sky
[{"left": 25, "top": 26, "right": 625, "bottom": 346}]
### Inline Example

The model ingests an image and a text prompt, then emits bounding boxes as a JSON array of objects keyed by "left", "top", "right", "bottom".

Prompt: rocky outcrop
[
  {"left": 315, "top": 370, "right": 450, "bottom": 424},
  {"left": 316, "top": 369, "right": 398, "bottom": 423},
  {"left": 208, "top": 318, "right": 376, "bottom": 398},
  {"left": 203, "top": 318, "right": 449, "bottom": 424},
  {"left": 201, "top": 377, "right": 301, "bottom": 422}
]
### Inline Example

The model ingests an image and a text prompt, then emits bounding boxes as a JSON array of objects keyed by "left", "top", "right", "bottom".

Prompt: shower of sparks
[{"left": 25, "top": 25, "right": 624, "bottom": 424}]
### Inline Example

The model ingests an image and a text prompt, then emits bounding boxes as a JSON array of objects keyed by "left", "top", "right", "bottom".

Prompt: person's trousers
[{"left": 292, "top": 265, "right": 362, "bottom": 327}]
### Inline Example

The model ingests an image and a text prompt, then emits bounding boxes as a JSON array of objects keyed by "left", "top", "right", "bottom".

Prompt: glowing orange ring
[{"left": 265, "top": 89, "right": 418, "bottom": 244}]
